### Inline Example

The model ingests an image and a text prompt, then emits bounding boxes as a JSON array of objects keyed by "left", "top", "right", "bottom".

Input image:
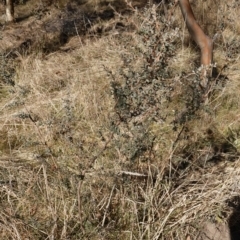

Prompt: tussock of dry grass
[{"left": 0, "top": 1, "right": 240, "bottom": 239}]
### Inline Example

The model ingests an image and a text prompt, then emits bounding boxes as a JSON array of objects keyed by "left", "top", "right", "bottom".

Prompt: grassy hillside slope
[{"left": 0, "top": 0, "right": 240, "bottom": 239}]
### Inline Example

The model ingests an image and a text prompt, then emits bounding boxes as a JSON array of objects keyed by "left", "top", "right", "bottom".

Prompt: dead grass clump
[{"left": 0, "top": 1, "right": 240, "bottom": 239}]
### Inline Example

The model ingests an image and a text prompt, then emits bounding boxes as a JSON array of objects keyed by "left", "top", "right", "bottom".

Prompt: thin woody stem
[{"left": 179, "top": 0, "right": 213, "bottom": 66}]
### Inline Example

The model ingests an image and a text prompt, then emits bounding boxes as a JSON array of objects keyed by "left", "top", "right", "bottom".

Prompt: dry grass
[{"left": 0, "top": 0, "right": 240, "bottom": 239}]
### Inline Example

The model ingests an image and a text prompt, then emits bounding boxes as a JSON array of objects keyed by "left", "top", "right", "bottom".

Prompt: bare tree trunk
[
  {"left": 179, "top": 0, "right": 213, "bottom": 66},
  {"left": 5, "top": 0, "right": 14, "bottom": 23}
]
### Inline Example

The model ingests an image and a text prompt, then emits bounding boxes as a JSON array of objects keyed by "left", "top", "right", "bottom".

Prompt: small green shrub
[{"left": 108, "top": 5, "right": 214, "bottom": 167}]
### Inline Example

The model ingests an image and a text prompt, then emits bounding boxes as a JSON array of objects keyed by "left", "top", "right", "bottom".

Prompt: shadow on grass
[
  {"left": 15, "top": 13, "right": 34, "bottom": 23},
  {"left": 228, "top": 196, "right": 240, "bottom": 240}
]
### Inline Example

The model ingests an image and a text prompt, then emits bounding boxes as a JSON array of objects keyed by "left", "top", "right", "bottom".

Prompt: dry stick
[
  {"left": 77, "top": 180, "right": 85, "bottom": 234},
  {"left": 77, "top": 181, "right": 82, "bottom": 222},
  {"left": 119, "top": 171, "right": 148, "bottom": 178},
  {"left": 5, "top": 0, "right": 14, "bottom": 23},
  {"left": 178, "top": 0, "right": 213, "bottom": 88},
  {"left": 42, "top": 164, "right": 57, "bottom": 239},
  {"left": 179, "top": 0, "right": 213, "bottom": 66},
  {"left": 102, "top": 184, "right": 115, "bottom": 227}
]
